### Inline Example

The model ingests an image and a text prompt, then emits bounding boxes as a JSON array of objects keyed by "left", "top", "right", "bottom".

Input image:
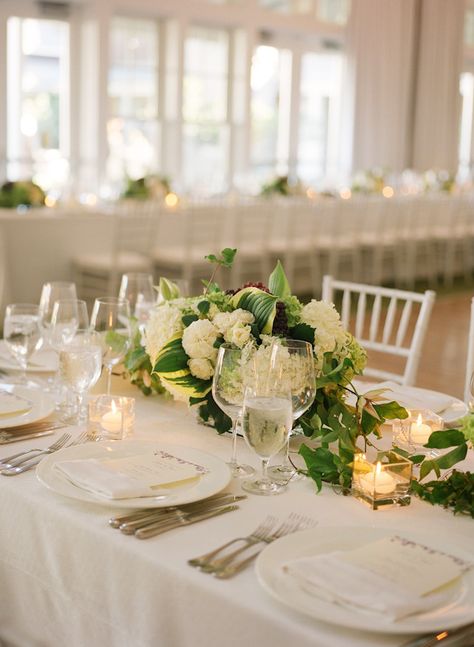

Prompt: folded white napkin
[
  {"left": 282, "top": 536, "right": 470, "bottom": 622},
  {"left": 0, "top": 392, "right": 32, "bottom": 417},
  {"left": 55, "top": 450, "right": 208, "bottom": 500},
  {"left": 357, "top": 381, "right": 454, "bottom": 414}
]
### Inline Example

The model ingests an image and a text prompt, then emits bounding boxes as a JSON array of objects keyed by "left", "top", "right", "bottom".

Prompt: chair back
[{"left": 322, "top": 275, "right": 436, "bottom": 386}]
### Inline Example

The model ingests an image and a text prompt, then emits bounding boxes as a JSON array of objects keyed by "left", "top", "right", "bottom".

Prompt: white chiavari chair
[{"left": 322, "top": 275, "right": 436, "bottom": 386}]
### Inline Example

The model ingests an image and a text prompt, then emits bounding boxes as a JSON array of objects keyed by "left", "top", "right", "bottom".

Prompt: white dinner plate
[
  {"left": 0, "top": 340, "right": 58, "bottom": 373},
  {"left": 256, "top": 526, "right": 474, "bottom": 635},
  {"left": 351, "top": 380, "right": 468, "bottom": 425},
  {"left": 36, "top": 440, "right": 231, "bottom": 509},
  {"left": 0, "top": 384, "right": 55, "bottom": 428}
]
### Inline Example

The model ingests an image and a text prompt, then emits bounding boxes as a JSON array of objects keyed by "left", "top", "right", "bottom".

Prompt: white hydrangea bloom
[
  {"left": 213, "top": 309, "right": 254, "bottom": 338},
  {"left": 182, "top": 318, "right": 220, "bottom": 360},
  {"left": 188, "top": 358, "right": 214, "bottom": 380},
  {"left": 300, "top": 300, "right": 346, "bottom": 356},
  {"left": 145, "top": 303, "right": 184, "bottom": 365}
]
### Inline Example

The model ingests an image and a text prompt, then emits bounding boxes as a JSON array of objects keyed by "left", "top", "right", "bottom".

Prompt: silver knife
[
  {"left": 109, "top": 492, "right": 245, "bottom": 528},
  {"left": 119, "top": 495, "right": 246, "bottom": 534},
  {"left": 400, "top": 622, "right": 474, "bottom": 647},
  {"left": 135, "top": 505, "right": 239, "bottom": 540},
  {"left": 0, "top": 429, "right": 56, "bottom": 444}
]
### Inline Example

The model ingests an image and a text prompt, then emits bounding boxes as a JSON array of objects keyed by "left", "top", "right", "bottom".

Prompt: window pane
[
  {"left": 297, "top": 52, "right": 343, "bottom": 185},
  {"left": 182, "top": 27, "right": 229, "bottom": 193},
  {"left": 107, "top": 17, "right": 159, "bottom": 185},
  {"left": 7, "top": 17, "right": 69, "bottom": 191},
  {"left": 317, "top": 0, "right": 351, "bottom": 24}
]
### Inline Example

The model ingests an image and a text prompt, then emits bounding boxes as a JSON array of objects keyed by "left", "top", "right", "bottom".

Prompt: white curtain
[
  {"left": 345, "top": 0, "right": 418, "bottom": 173},
  {"left": 412, "top": 0, "right": 464, "bottom": 172}
]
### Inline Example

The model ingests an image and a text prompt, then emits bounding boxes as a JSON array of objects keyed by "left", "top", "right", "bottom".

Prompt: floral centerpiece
[
  {"left": 125, "top": 250, "right": 471, "bottom": 511},
  {"left": 0, "top": 180, "right": 46, "bottom": 208}
]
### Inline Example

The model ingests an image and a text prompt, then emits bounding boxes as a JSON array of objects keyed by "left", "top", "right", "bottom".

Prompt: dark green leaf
[
  {"left": 290, "top": 323, "right": 315, "bottom": 345},
  {"left": 424, "top": 429, "right": 467, "bottom": 449},
  {"left": 197, "top": 300, "right": 210, "bottom": 315},
  {"left": 268, "top": 260, "right": 291, "bottom": 298},
  {"left": 182, "top": 314, "right": 199, "bottom": 327}
]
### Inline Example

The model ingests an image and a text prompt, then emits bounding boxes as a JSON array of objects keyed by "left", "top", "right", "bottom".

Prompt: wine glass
[
  {"left": 118, "top": 273, "right": 155, "bottom": 323},
  {"left": 90, "top": 297, "right": 131, "bottom": 394},
  {"left": 241, "top": 384, "right": 293, "bottom": 495},
  {"left": 58, "top": 332, "right": 102, "bottom": 424},
  {"left": 267, "top": 339, "right": 316, "bottom": 482},
  {"left": 39, "top": 282, "right": 77, "bottom": 344},
  {"left": 212, "top": 344, "right": 255, "bottom": 478},
  {"left": 3, "top": 304, "right": 43, "bottom": 383}
]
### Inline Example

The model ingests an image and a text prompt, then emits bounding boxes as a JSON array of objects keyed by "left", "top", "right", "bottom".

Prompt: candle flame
[
  {"left": 111, "top": 400, "right": 117, "bottom": 414},
  {"left": 416, "top": 413, "right": 423, "bottom": 426},
  {"left": 375, "top": 461, "right": 382, "bottom": 475}
]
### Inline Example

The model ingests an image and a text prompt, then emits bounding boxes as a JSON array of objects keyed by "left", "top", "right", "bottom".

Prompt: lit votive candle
[
  {"left": 410, "top": 413, "right": 432, "bottom": 444},
  {"left": 360, "top": 461, "right": 396, "bottom": 495},
  {"left": 101, "top": 400, "right": 123, "bottom": 434}
]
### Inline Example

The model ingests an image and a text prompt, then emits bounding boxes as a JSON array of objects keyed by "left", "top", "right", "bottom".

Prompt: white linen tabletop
[{"left": 0, "top": 379, "right": 473, "bottom": 647}]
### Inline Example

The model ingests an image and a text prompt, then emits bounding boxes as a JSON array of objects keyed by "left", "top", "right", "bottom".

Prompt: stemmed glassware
[
  {"left": 90, "top": 297, "right": 131, "bottom": 394},
  {"left": 267, "top": 339, "right": 316, "bottom": 482},
  {"left": 212, "top": 344, "right": 255, "bottom": 478},
  {"left": 58, "top": 332, "right": 102, "bottom": 424},
  {"left": 241, "top": 384, "right": 293, "bottom": 495},
  {"left": 118, "top": 273, "right": 155, "bottom": 323},
  {"left": 3, "top": 304, "right": 43, "bottom": 383},
  {"left": 39, "top": 282, "right": 77, "bottom": 344}
]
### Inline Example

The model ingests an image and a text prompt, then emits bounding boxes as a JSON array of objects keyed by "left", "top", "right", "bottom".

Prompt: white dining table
[{"left": 0, "top": 376, "right": 473, "bottom": 647}]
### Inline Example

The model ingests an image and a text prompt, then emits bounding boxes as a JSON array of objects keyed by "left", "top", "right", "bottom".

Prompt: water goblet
[
  {"left": 3, "top": 304, "right": 43, "bottom": 383},
  {"left": 267, "top": 339, "right": 316, "bottom": 482},
  {"left": 118, "top": 273, "right": 155, "bottom": 323},
  {"left": 241, "top": 385, "right": 293, "bottom": 495},
  {"left": 90, "top": 297, "right": 131, "bottom": 394},
  {"left": 39, "top": 281, "right": 77, "bottom": 344},
  {"left": 58, "top": 331, "right": 102, "bottom": 425},
  {"left": 212, "top": 343, "right": 255, "bottom": 478}
]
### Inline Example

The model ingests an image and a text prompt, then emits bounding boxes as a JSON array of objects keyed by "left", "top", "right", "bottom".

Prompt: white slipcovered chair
[{"left": 322, "top": 275, "right": 436, "bottom": 386}]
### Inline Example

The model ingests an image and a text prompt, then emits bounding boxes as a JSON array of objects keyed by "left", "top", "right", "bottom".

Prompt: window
[
  {"left": 459, "top": 73, "right": 474, "bottom": 179},
  {"left": 250, "top": 45, "right": 292, "bottom": 182},
  {"left": 7, "top": 18, "right": 69, "bottom": 191},
  {"left": 297, "top": 51, "right": 343, "bottom": 185},
  {"left": 182, "top": 27, "right": 229, "bottom": 194},
  {"left": 317, "top": 0, "right": 351, "bottom": 25},
  {"left": 107, "top": 17, "right": 159, "bottom": 186},
  {"left": 465, "top": 9, "right": 474, "bottom": 46}
]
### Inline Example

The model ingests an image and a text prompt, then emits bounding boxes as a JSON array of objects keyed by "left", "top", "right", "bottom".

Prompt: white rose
[
  {"left": 182, "top": 318, "right": 220, "bottom": 360},
  {"left": 188, "top": 358, "right": 214, "bottom": 380},
  {"left": 228, "top": 323, "right": 251, "bottom": 348}
]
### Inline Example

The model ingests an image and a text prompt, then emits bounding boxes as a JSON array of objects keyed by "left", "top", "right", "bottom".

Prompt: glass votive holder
[
  {"left": 352, "top": 450, "right": 412, "bottom": 510},
  {"left": 392, "top": 409, "right": 443, "bottom": 455},
  {"left": 88, "top": 395, "right": 135, "bottom": 440}
]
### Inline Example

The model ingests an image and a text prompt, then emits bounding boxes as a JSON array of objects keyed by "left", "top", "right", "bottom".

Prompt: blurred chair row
[{"left": 72, "top": 194, "right": 474, "bottom": 302}]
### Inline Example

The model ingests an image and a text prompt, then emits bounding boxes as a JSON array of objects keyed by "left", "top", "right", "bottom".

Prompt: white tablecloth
[{"left": 0, "top": 379, "right": 473, "bottom": 647}]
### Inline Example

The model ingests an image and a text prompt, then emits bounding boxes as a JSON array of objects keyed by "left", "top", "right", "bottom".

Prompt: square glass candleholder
[
  {"left": 392, "top": 409, "right": 443, "bottom": 455},
  {"left": 88, "top": 395, "right": 135, "bottom": 440},
  {"left": 352, "top": 450, "right": 412, "bottom": 510}
]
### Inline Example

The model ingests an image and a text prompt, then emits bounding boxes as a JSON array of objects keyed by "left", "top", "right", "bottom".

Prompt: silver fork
[
  {"left": 188, "top": 516, "right": 277, "bottom": 570},
  {"left": 0, "top": 432, "right": 72, "bottom": 469},
  {"left": 212, "top": 513, "right": 316, "bottom": 579},
  {"left": 0, "top": 432, "right": 72, "bottom": 475}
]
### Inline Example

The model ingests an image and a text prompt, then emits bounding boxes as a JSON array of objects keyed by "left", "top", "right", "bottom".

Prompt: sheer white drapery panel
[{"left": 412, "top": 0, "right": 464, "bottom": 172}]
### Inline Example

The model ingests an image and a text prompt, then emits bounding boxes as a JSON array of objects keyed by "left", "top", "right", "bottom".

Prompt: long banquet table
[{"left": 0, "top": 375, "right": 473, "bottom": 647}]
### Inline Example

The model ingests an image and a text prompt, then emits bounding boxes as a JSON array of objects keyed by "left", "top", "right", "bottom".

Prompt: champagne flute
[
  {"left": 3, "top": 304, "right": 43, "bottom": 383},
  {"left": 118, "top": 273, "right": 155, "bottom": 323},
  {"left": 59, "top": 332, "right": 102, "bottom": 424},
  {"left": 39, "top": 282, "right": 77, "bottom": 344},
  {"left": 90, "top": 297, "right": 131, "bottom": 394},
  {"left": 267, "top": 339, "right": 316, "bottom": 482},
  {"left": 241, "top": 385, "right": 292, "bottom": 495},
  {"left": 212, "top": 344, "right": 255, "bottom": 478}
]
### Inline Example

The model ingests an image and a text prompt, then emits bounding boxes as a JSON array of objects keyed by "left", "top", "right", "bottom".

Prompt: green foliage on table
[
  {"left": 269, "top": 260, "right": 291, "bottom": 298},
  {"left": 411, "top": 471, "right": 474, "bottom": 518},
  {"left": 0, "top": 181, "right": 46, "bottom": 208},
  {"left": 261, "top": 175, "right": 293, "bottom": 197},
  {"left": 230, "top": 288, "right": 278, "bottom": 334},
  {"left": 205, "top": 248, "right": 237, "bottom": 269},
  {"left": 122, "top": 175, "right": 171, "bottom": 200},
  {"left": 124, "top": 323, "right": 165, "bottom": 396}
]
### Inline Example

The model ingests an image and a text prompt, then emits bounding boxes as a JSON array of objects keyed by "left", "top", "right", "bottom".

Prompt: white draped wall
[
  {"left": 347, "top": 0, "right": 465, "bottom": 174},
  {"left": 412, "top": 0, "right": 465, "bottom": 171}
]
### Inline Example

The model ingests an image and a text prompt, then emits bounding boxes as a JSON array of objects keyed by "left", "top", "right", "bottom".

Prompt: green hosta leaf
[
  {"left": 230, "top": 287, "right": 278, "bottom": 334},
  {"left": 197, "top": 300, "right": 210, "bottom": 315},
  {"left": 268, "top": 260, "right": 291, "bottom": 298},
  {"left": 153, "top": 335, "right": 189, "bottom": 374},
  {"left": 105, "top": 330, "right": 128, "bottom": 354},
  {"left": 424, "top": 429, "right": 466, "bottom": 449},
  {"left": 158, "top": 277, "right": 181, "bottom": 301}
]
